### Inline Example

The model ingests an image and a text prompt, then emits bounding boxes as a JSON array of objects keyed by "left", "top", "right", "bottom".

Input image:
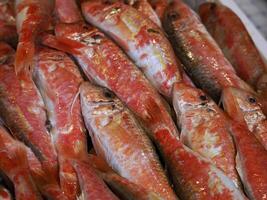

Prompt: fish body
[
  {"left": 163, "top": 0, "right": 252, "bottom": 100},
  {"left": 0, "top": 43, "right": 58, "bottom": 181},
  {"left": 229, "top": 123, "right": 267, "bottom": 200},
  {"left": 15, "top": 0, "right": 54, "bottom": 74},
  {"left": 0, "top": 1, "right": 17, "bottom": 46},
  {"left": 0, "top": 126, "right": 41, "bottom": 200},
  {"left": 81, "top": 0, "right": 182, "bottom": 99},
  {"left": 55, "top": 0, "right": 82, "bottom": 23},
  {"left": 222, "top": 87, "right": 267, "bottom": 150},
  {"left": 199, "top": 3, "right": 267, "bottom": 93},
  {"left": 155, "top": 130, "right": 246, "bottom": 200},
  {"left": 73, "top": 160, "right": 119, "bottom": 200},
  {"left": 127, "top": 0, "right": 162, "bottom": 27},
  {"left": 173, "top": 83, "right": 240, "bottom": 187},
  {"left": 26, "top": 148, "right": 67, "bottom": 200},
  {"left": 80, "top": 82, "right": 177, "bottom": 200},
  {"left": 42, "top": 22, "right": 179, "bottom": 145},
  {"left": 148, "top": 0, "right": 168, "bottom": 20},
  {"left": 34, "top": 47, "right": 87, "bottom": 200},
  {"left": 87, "top": 154, "right": 162, "bottom": 200},
  {"left": 0, "top": 42, "right": 15, "bottom": 64}
]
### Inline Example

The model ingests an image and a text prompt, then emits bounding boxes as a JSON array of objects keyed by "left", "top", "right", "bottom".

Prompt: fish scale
[{"left": 33, "top": 47, "right": 88, "bottom": 200}]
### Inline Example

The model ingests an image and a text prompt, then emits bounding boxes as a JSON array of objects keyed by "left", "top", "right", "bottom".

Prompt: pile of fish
[{"left": 1, "top": 0, "right": 267, "bottom": 199}]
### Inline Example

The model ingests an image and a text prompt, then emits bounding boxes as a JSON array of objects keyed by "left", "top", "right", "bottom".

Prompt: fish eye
[
  {"left": 168, "top": 11, "right": 180, "bottom": 21},
  {"left": 199, "top": 95, "right": 208, "bottom": 101},
  {"left": 248, "top": 96, "right": 256, "bottom": 104},
  {"left": 91, "top": 34, "right": 103, "bottom": 41},
  {"left": 103, "top": 89, "right": 114, "bottom": 98}
]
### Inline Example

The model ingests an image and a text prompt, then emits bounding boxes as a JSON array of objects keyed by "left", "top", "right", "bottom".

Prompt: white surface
[{"left": 183, "top": 0, "right": 267, "bottom": 62}]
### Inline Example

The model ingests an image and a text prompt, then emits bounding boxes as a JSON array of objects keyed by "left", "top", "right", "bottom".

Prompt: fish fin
[
  {"left": 41, "top": 34, "right": 85, "bottom": 55},
  {"left": 15, "top": 41, "right": 35, "bottom": 75},
  {"left": 70, "top": 86, "right": 81, "bottom": 117}
]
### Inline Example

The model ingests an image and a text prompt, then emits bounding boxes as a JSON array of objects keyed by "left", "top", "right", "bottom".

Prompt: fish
[
  {"left": 41, "top": 23, "right": 179, "bottom": 146},
  {"left": 0, "top": 43, "right": 58, "bottom": 182},
  {"left": 173, "top": 83, "right": 240, "bottom": 188},
  {"left": 155, "top": 129, "right": 247, "bottom": 200},
  {"left": 33, "top": 47, "right": 88, "bottom": 200},
  {"left": 14, "top": 0, "right": 54, "bottom": 74},
  {"left": 199, "top": 3, "right": 267, "bottom": 94},
  {"left": 0, "top": 22, "right": 17, "bottom": 47},
  {"left": 0, "top": 42, "right": 15, "bottom": 64},
  {"left": 125, "top": 0, "right": 162, "bottom": 27},
  {"left": 0, "top": 0, "right": 15, "bottom": 25},
  {"left": 81, "top": 0, "right": 182, "bottom": 100},
  {"left": 55, "top": 0, "right": 82, "bottom": 23},
  {"left": 72, "top": 160, "right": 119, "bottom": 200},
  {"left": 101, "top": 172, "right": 163, "bottom": 200},
  {"left": 26, "top": 147, "right": 68, "bottom": 200},
  {"left": 222, "top": 87, "right": 267, "bottom": 150},
  {"left": 229, "top": 123, "right": 267, "bottom": 200},
  {"left": 148, "top": 0, "right": 168, "bottom": 21},
  {"left": 0, "top": 1, "right": 17, "bottom": 46},
  {"left": 87, "top": 154, "right": 164, "bottom": 200},
  {"left": 0, "top": 126, "right": 42, "bottom": 200},
  {"left": 40, "top": 12, "right": 247, "bottom": 200},
  {"left": 80, "top": 82, "right": 178, "bottom": 200},
  {"left": 163, "top": 0, "right": 252, "bottom": 101},
  {"left": 0, "top": 185, "right": 12, "bottom": 200}
]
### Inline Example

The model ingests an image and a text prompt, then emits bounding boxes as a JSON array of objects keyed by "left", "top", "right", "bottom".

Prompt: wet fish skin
[
  {"left": 80, "top": 82, "right": 177, "bottom": 200},
  {"left": 173, "top": 83, "right": 240, "bottom": 188},
  {"left": 42, "top": 22, "right": 179, "bottom": 143},
  {"left": 0, "top": 1, "right": 17, "bottom": 46},
  {"left": 39, "top": 20, "right": 244, "bottom": 199},
  {"left": 26, "top": 148, "right": 68, "bottom": 200},
  {"left": 222, "top": 87, "right": 267, "bottom": 150},
  {"left": 14, "top": 0, "right": 54, "bottom": 74},
  {"left": 101, "top": 172, "right": 163, "bottom": 200},
  {"left": 127, "top": 0, "right": 162, "bottom": 27},
  {"left": 73, "top": 160, "right": 119, "bottom": 200},
  {"left": 87, "top": 153, "right": 164, "bottom": 200},
  {"left": 229, "top": 123, "right": 267, "bottom": 200},
  {"left": 0, "top": 126, "right": 42, "bottom": 200},
  {"left": 33, "top": 47, "right": 88, "bottom": 200},
  {"left": 81, "top": 0, "right": 182, "bottom": 100},
  {"left": 148, "top": 0, "right": 168, "bottom": 21},
  {"left": 0, "top": 43, "right": 58, "bottom": 182},
  {"left": 55, "top": 0, "right": 82, "bottom": 23},
  {"left": 155, "top": 130, "right": 247, "bottom": 200},
  {"left": 199, "top": 3, "right": 267, "bottom": 92},
  {"left": 163, "top": 0, "right": 252, "bottom": 101}
]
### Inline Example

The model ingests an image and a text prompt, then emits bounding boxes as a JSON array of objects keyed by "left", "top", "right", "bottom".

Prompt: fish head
[
  {"left": 221, "top": 87, "right": 263, "bottom": 123},
  {"left": 55, "top": 22, "right": 106, "bottom": 47},
  {"left": 173, "top": 82, "right": 213, "bottom": 116},
  {"left": 80, "top": 82, "right": 123, "bottom": 120}
]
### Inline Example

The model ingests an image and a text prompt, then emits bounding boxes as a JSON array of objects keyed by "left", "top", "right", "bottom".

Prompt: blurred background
[{"left": 235, "top": 0, "right": 267, "bottom": 39}]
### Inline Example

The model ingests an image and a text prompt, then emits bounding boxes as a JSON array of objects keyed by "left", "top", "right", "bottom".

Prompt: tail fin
[{"left": 15, "top": 41, "right": 35, "bottom": 75}]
